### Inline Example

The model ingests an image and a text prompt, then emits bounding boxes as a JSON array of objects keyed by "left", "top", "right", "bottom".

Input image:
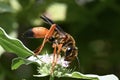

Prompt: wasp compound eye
[{"left": 66, "top": 47, "right": 73, "bottom": 57}]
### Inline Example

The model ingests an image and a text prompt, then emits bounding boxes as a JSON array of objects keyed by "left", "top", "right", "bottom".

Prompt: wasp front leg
[
  {"left": 56, "top": 44, "right": 63, "bottom": 60},
  {"left": 50, "top": 43, "right": 63, "bottom": 74},
  {"left": 50, "top": 43, "right": 57, "bottom": 74}
]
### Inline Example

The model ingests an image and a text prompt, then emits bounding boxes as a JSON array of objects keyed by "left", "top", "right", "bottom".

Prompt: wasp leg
[
  {"left": 51, "top": 43, "right": 57, "bottom": 75},
  {"left": 34, "top": 38, "right": 48, "bottom": 55},
  {"left": 50, "top": 43, "right": 63, "bottom": 75},
  {"left": 56, "top": 44, "right": 63, "bottom": 60},
  {"left": 34, "top": 24, "right": 56, "bottom": 55},
  {"left": 45, "top": 24, "right": 56, "bottom": 38}
]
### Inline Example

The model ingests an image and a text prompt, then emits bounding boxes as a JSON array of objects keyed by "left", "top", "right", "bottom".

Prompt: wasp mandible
[{"left": 24, "top": 15, "right": 78, "bottom": 73}]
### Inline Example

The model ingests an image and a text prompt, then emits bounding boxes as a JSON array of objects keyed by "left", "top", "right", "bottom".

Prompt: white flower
[
  {"left": 27, "top": 54, "right": 70, "bottom": 68},
  {"left": 57, "top": 57, "right": 70, "bottom": 67},
  {"left": 28, "top": 54, "right": 71, "bottom": 77}
]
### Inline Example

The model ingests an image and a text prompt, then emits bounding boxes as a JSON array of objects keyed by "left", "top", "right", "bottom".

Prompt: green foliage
[
  {"left": 0, "top": 27, "right": 33, "bottom": 58},
  {"left": 12, "top": 57, "right": 34, "bottom": 70},
  {"left": 66, "top": 72, "right": 98, "bottom": 80},
  {"left": 12, "top": 58, "right": 26, "bottom": 70}
]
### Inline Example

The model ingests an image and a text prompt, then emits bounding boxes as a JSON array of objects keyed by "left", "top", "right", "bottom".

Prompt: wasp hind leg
[{"left": 34, "top": 24, "right": 57, "bottom": 55}]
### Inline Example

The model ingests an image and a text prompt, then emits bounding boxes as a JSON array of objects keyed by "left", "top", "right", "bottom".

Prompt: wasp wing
[
  {"left": 40, "top": 15, "right": 53, "bottom": 25},
  {"left": 40, "top": 15, "right": 66, "bottom": 37}
]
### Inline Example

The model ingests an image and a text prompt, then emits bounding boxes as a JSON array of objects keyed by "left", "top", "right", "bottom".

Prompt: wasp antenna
[
  {"left": 76, "top": 56, "right": 81, "bottom": 71},
  {"left": 40, "top": 15, "right": 54, "bottom": 25}
]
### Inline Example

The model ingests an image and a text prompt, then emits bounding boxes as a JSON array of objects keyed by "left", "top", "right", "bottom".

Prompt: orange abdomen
[
  {"left": 24, "top": 27, "right": 49, "bottom": 38},
  {"left": 32, "top": 27, "right": 49, "bottom": 38}
]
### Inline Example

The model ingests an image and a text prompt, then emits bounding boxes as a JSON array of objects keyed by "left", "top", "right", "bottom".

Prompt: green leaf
[
  {"left": 12, "top": 57, "right": 25, "bottom": 70},
  {"left": 70, "top": 72, "right": 98, "bottom": 80},
  {"left": 65, "top": 72, "right": 119, "bottom": 80},
  {"left": 33, "top": 74, "right": 48, "bottom": 77},
  {"left": 0, "top": 27, "right": 33, "bottom": 58},
  {"left": 11, "top": 57, "right": 34, "bottom": 70}
]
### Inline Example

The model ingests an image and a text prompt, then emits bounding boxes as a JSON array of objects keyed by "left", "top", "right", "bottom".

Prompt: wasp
[{"left": 24, "top": 15, "right": 78, "bottom": 74}]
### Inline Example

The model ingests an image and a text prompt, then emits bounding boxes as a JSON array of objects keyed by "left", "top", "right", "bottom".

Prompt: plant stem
[{"left": 49, "top": 75, "right": 54, "bottom": 80}]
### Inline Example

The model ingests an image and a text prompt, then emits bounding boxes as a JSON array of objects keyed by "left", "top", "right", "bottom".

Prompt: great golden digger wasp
[{"left": 24, "top": 15, "right": 79, "bottom": 74}]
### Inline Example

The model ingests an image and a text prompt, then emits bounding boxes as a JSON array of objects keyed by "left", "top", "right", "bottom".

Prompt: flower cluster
[
  {"left": 27, "top": 54, "right": 71, "bottom": 77},
  {"left": 28, "top": 54, "right": 70, "bottom": 67}
]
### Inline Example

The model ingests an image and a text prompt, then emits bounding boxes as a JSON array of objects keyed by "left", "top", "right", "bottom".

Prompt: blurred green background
[{"left": 0, "top": 0, "right": 120, "bottom": 80}]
